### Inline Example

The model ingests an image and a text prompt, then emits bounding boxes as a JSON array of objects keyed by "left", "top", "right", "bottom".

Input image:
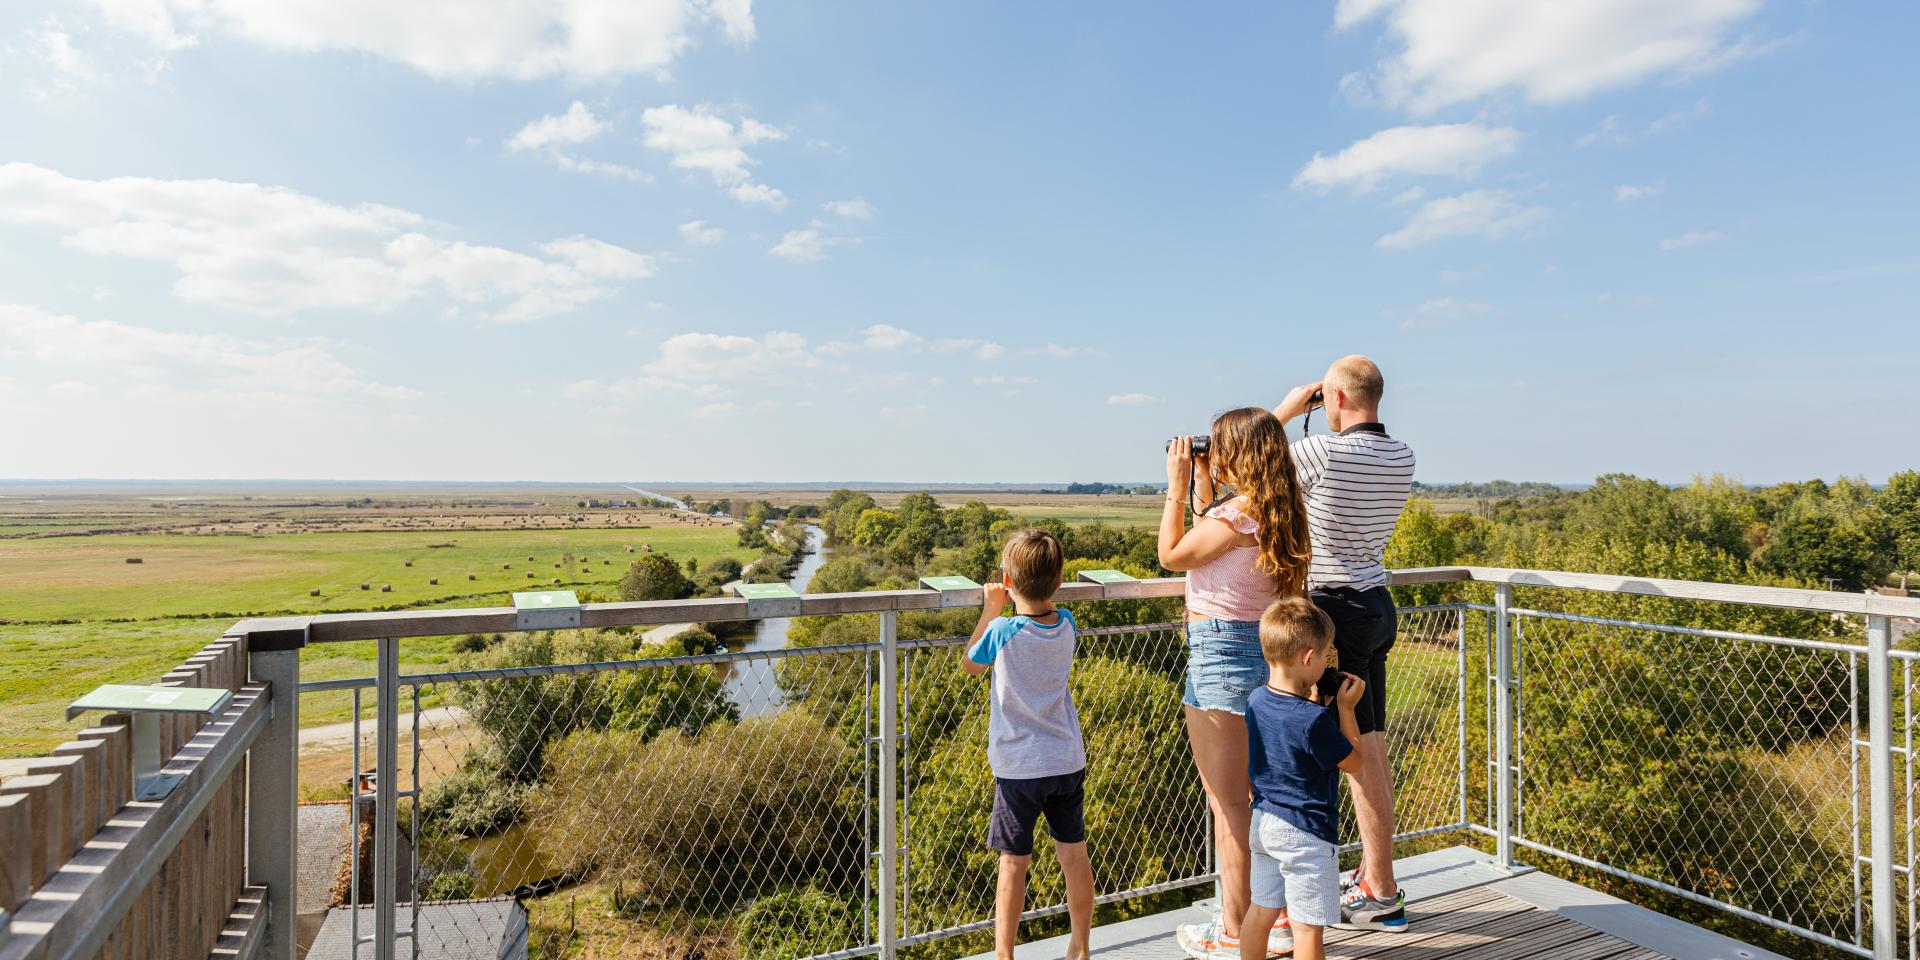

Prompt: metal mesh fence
[{"left": 1507, "top": 608, "right": 1865, "bottom": 953}]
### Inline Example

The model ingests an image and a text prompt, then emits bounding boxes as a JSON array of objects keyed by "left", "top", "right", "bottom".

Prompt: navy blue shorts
[
  {"left": 988, "top": 769, "right": 1087, "bottom": 856},
  {"left": 1313, "top": 586, "right": 1397, "bottom": 735}
]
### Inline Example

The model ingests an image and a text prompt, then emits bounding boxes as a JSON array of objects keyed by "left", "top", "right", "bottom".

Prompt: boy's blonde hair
[
  {"left": 1259, "top": 596, "right": 1334, "bottom": 665},
  {"left": 1002, "top": 529, "right": 1064, "bottom": 601}
]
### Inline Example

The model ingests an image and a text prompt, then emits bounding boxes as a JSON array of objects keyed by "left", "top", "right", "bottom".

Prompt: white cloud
[
  {"left": 0, "top": 162, "right": 654, "bottom": 322},
  {"left": 770, "top": 228, "right": 834, "bottom": 262},
  {"left": 1335, "top": 0, "right": 1764, "bottom": 114},
  {"left": 1106, "top": 393, "right": 1160, "bottom": 406},
  {"left": 0, "top": 303, "right": 419, "bottom": 400},
  {"left": 1659, "top": 230, "right": 1725, "bottom": 251},
  {"left": 972, "top": 375, "right": 1038, "bottom": 386},
  {"left": 679, "top": 220, "right": 725, "bottom": 245},
  {"left": 931, "top": 338, "right": 1006, "bottom": 361},
  {"left": 1293, "top": 124, "right": 1519, "bottom": 192},
  {"left": 641, "top": 104, "right": 786, "bottom": 207},
  {"left": 1615, "top": 182, "right": 1663, "bottom": 202},
  {"left": 1376, "top": 189, "right": 1549, "bottom": 249},
  {"left": 1389, "top": 187, "right": 1425, "bottom": 206},
  {"left": 642, "top": 330, "right": 819, "bottom": 383},
  {"left": 79, "top": 0, "right": 755, "bottom": 81},
  {"left": 508, "top": 101, "right": 603, "bottom": 152},
  {"left": 861, "top": 324, "right": 921, "bottom": 349},
  {"left": 506, "top": 102, "right": 647, "bottom": 180},
  {"left": 823, "top": 198, "right": 876, "bottom": 220}
]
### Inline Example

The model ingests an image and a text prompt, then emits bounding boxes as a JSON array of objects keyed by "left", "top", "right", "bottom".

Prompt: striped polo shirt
[{"left": 1292, "top": 422, "right": 1415, "bottom": 592}]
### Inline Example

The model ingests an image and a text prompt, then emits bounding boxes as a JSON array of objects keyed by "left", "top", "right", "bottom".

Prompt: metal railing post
[
  {"left": 1493, "top": 584, "right": 1516, "bottom": 870},
  {"left": 246, "top": 632, "right": 303, "bottom": 960},
  {"left": 878, "top": 612, "right": 899, "bottom": 960},
  {"left": 1867, "top": 614, "right": 1896, "bottom": 960},
  {"left": 375, "top": 637, "right": 399, "bottom": 960}
]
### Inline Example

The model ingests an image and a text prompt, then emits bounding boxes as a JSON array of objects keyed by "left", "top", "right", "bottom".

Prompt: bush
[
  {"left": 619, "top": 553, "right": 694, "bottom": 601},
  {"left": 419, "top": 748, "right": 534, "bottom": 837},
  {"left": 532, "top": 708, "right": 859, "bottom": 910},
  {"left": 735, "top": 886, "right": 862, "bottom": 960}
]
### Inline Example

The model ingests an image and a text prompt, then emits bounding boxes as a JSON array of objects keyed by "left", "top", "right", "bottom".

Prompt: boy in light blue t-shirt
[{"left": 963, "top": 529, "right": 1093, "bottom": 960}]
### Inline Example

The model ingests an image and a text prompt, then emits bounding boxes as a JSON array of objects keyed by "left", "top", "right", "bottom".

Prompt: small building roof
[{"left": 307, "top": 898, "right": 528, "bottom": 960}]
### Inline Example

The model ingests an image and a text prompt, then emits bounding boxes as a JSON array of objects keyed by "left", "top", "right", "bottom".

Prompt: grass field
[{"left": 0, "top": 527, "right": 753, "bottom": 623}]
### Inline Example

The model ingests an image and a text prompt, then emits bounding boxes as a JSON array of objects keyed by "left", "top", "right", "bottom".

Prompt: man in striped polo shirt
[{"left": 1273, "top": 355, "right": 1415, "bottom": 933}]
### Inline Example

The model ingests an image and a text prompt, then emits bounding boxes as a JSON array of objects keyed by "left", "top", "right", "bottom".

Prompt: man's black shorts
[
  {"left": 988, "top": 768, "right": 1087, "bottom": 856},
  {"left": 1313, "top": 586, "right": 1397, "bottom": 735}
]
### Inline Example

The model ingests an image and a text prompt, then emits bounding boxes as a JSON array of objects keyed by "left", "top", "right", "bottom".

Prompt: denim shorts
[
  {"left": 1183, "top": 619, "right": 1268, "bottom": 715},
  {"left": 1248, "top": 809, "right": 1340, "bottom": 924}
]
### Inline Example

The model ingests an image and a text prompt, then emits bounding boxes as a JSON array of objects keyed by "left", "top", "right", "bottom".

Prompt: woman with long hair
[{"left": 1158, "top": 406, "right": 1312, "bottom": 959}]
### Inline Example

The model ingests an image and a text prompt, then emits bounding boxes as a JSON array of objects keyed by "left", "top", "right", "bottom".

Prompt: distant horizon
[{"left": 12, "top": 476, "right": 1898, "bottom": 492}]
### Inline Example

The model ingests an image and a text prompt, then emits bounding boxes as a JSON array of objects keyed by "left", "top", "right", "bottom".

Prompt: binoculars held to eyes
[{"left": 1164, "top": 436, "right": 1210, "bottom": 456}]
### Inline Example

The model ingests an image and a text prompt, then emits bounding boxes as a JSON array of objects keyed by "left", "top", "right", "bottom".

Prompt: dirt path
[{"left": 298, "top": 706, "right": 468, "bottom": 752}]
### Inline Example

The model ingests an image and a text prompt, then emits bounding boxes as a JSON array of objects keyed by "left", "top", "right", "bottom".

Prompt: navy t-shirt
[{"left": 1245, "top": 684, "right": 1353, "bottom": 844}]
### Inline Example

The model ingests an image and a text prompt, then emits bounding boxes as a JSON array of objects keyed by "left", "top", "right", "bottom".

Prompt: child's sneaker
[
  {"left": 1177, "top": 919, "right": 1294, "bottom": 958},
  {"left": 1335, "top": 884, "right": 1408, "bottom": 932}
]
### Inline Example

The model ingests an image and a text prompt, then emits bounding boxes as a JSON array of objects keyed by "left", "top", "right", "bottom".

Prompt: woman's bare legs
[{"left": 1186, "top": 704, "right": 1254, "bottom": 939}]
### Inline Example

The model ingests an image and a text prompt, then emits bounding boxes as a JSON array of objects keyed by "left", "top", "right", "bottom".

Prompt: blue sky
[{"left": 0, "top": 1, "right": 1914, "bottom": 484}]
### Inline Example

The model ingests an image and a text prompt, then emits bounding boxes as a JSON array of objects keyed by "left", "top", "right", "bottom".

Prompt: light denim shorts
[
  {"left": 1248, "top": 809, "right": 1340, "bottom": 925},
  {"left": 1182, "top": 619, "right": 1267, "bottom": 715}
]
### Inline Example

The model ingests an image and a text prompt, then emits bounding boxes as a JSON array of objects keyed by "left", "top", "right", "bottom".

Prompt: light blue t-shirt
[{"left": 967, "top": 610, "right": 1086, "bottom": 780}]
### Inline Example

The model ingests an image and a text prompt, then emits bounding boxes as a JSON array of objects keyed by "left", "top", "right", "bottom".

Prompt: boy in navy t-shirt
[
  {"left": 1237, "top": 597, "right": 1368, "bottom": 960},
  {"left": 963, "top": 529, "right": 1093, "bottom": 960}
]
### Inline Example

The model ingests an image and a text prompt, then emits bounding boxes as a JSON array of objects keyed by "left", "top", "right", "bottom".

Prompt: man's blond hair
[
  {"left": 1327, "top": 354, "right": 1384, "bottom": 409},
  {"left": 1259, "top": 596, "right": 1334, "bottom": 665}
]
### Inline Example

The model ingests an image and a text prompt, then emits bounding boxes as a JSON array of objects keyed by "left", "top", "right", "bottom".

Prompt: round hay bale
[
  {"left": 310, "top": 588, "right": 321, "bottom": 597},
  {"left": 429, "top": 578, "right": 439, "bottom": 585},
  {"left": 550, "top": 577, "right": 562, "bottom": 585},
  {"left": 502, "top": 563, "right": 511, "bottom": 569},
  {"left": 468, "top": 574, "right": 477, "bottom": 581},
  {"left": 360, "top": 583, "right": 370, "bottom": 590},
  {"left": 603, "top": 559, "right": 611, "bottom": 565},
  {"left": 381, "top": 585, "right": 392, "bottom": 593},
  {"left": 527, "top": 555, "right": 535, "bottom": 562},
  {"left": 404, "top": 560, "right": 413, "bottom": 567},
  {"left": 125, "top": 558, "right": 143, "bottom": 564},
  {"left": 526, "top": 572, "right": 535, "bottom": 578}
]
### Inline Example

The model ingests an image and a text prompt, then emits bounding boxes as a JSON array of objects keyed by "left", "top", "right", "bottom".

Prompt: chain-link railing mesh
[{"left": 1508, "top": 608, "right": 1864, "bottom": 950}]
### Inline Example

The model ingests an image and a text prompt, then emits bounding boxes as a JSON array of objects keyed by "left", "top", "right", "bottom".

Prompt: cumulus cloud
[
  {"left": 641, "top": 104, "right": 786, "bottom": 207},
  {"left": 1376, "top": 189, "right": 1549, "bottom": 249},
  {"left": 0, "top": 303, "right": 419, "bottom": 400},
  {"left": 860, "top": 324, "right": 921, "bottom": 349},
  {"left": 0, "top": 162, "right": 654, "bottom": 322},
  {"left": 79, "top": 0, "right": 756, "bottom": 81},
  {"left": 679, "top": 220, "right": 725, "bottom": 244},
  {"left": 770, "top": 228, "right": 832, "bottom": 261},
  {"left": 1335, "top": 0, "right": 1766, "bottom": 114},
  {"left": 642, "top": 330, "right": 820, "bottom": 383},
  {"left": 1659, "top": 230, "right": 1725, "bottom": 251},
  {"left": 506, "top": 102, "right": 647, "bottom": 180},
  {"left": 1401, "top": 297, "right": 1491, "bottom": 329},
  {"left": 1106, "top": 393, "right": 1160, "bottom": 406},
  {"left": 1293, "top": 124, "right": 1519, "bottom": 192},
  {"left": 822, "top": 198, "right": 876, "bottom": 220}
]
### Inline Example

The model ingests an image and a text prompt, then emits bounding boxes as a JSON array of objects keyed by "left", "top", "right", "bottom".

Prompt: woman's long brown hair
[{"left": 1209, "top": 406, "right": 1312, "bottom": 595}]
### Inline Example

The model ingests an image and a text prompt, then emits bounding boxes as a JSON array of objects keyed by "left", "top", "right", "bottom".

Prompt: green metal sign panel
[
  {"left": 67, "top": 684, "right": 231, "bottom": 719},
  {"left": 1077, "top": 569, "right": 1137, "bottom": 584},
  {"left": 512, "top": 590, "right": 581, "bottom": 610},
  {"left": 734, "top": 582, "right": 801, "bottom": 600},
  {"left": 919, "top": 575, "right": 982, "bottom": 592}
]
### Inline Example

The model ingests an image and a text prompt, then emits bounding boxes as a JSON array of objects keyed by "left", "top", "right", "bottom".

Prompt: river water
[
  {"left": 722, "top": 524, "right": 828, "bottom": 715},
  {"left": 461, "top": 525, "right": 827, "bottom": 896}
]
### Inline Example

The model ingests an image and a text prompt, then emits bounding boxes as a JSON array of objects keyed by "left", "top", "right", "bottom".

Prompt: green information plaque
[
  {"left": 66, "top": 683, "right": 231, "bottom": 719},
  {"left": 513, "top": 590, "right": 581, "bottom": 629},
  {"left": 1077, "top": 569, "right": 1137, "bottom": 585},
  {"left": 734, "top": 581, "right": 803, "bottom": 617},
  {"left": 919, "top": 575, "right": 982, "bottom": 592}
]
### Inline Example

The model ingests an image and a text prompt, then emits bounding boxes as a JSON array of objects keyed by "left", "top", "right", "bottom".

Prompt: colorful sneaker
[
  {"left": 1177, "top": 919, "right": 1293, "bottom": 958},
  {"left": 1336, "top": 884, "right": 1409, "bottom": 932}
]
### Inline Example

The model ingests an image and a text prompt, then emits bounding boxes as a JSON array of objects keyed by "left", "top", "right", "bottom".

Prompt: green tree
[
  {"left": 1879, "top": 470, "right": 1920, "bottom": 587},
  {"left": 620, "top": 552, "right": 694, "bottom": 601},
  {"left": 850, "top": 508, "right": 902, "bottom": 549}
]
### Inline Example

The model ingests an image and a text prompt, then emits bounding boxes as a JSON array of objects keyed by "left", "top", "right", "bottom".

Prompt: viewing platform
[{"left": 1, "top": 566, "right": 1917, "bottom": 960}]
